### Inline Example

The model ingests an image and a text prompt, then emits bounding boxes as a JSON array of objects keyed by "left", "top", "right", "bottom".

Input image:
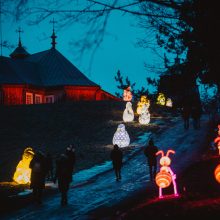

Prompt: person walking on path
[
  {"left": 144, "top": 138, "right": 158, "bottom": 181},
  {"left": 54, "top": 153, "right": 73, "bottom": 206},
  {"left": 66, "top": 144, "right": 76, "bottom": 181},
  {"left": 29, "top": 151, "right": 47, "bottom": 204},
  {"left": 181, "top": 104, "right": 191, "bottom": 130},
  {"left": 111, "top": 144, "right": 123, "bottom": 181},
  {"left": 191, "top": 105, "right": 202, "bottom": 129}
]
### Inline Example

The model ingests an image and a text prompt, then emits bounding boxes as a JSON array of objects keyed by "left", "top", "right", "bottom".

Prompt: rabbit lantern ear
[
  {"left": 166, "top": 150, "right": 175, "bottom": 157},
  {"left": 156, "top": 150, "right": 164, "bottom": 157}
]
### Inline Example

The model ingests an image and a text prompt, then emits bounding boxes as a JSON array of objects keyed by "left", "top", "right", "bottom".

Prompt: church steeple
[
  {"left": 50, "top": 18, "right": 57, "bottom": 49},
  {"left": 10, "top": 27, "right": 29, "bottom": 59}
]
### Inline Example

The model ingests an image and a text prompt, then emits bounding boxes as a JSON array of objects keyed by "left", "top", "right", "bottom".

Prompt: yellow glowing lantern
[
  {"left": 13, "top": 147, "right": 35, "bottom": 184},
  {"left": 136, "top": 96, "right": 150, "bottom": 115},
  {"left": 157, "top": 93, "right": 166, "bottom": 106},
  {"left": 166, "top": 98, "right": 172, "bottom": 107},
  {"left": 156, "top": 170, "right": 172, "bottom": 188},
  {"left": 214, "top": 164, "right": 220, "bottom": 183}
]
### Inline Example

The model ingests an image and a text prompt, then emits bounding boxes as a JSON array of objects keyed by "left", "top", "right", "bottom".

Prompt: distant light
[
  {"left": 155, "top": 150, "right": 178, "bottom": 198},
  {"left": 13, "top": 147, "right": 35, "bottom": 184},
  {"left": 123, "top": 102, "right": 134, "bottom": 122},
  {"left": 112, "top": 124, "right": 130, "bottom": 148},
  {"left": 157, "top": 93, "right": 166, "bottom": 106},
  {"left": 166, "top": 98, "right": 173, "bottom": 107},
  {"left": 139, "top": 104, "right": 150, "bottom": 125},
  {"left": 136, "top": 96, "right": 150, "bottom": 115}
]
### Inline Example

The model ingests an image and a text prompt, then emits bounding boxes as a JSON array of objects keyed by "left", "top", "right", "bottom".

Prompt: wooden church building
[{"left": 0, "top": 28, "right": 118, "bottom": 105}]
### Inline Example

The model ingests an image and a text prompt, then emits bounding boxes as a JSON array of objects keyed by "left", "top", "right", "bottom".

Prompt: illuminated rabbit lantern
[
  {"left": 123, "top": 102, "right": 134, "bottom": 122},
  {"left": 112, "top": 124, "right": 130, "bottom": 148},
  {"left": 138, "top": 104, "right": 150, "bottom": 125},
  {"left": 136, "top": 96, "right": 150, "bottom": 115},
  {"left": 123, "top": 86, "right": 132, "bottom": 102},
  {"left": 155, "top": 150, "right": 178, "bottom": 198}
]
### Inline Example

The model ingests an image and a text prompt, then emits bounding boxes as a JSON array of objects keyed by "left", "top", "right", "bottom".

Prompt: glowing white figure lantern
[
  {"left": 123, "top": 86, "right": 132, "bottom": 101},
  {"left": 136, "top": 96, "right": 150, "bottom": 115},
  {"left": 166, "top": 98, "right": 173, "bottom": 107},
  {"left": 157, "top": 93, "right": 166, "bottom": 106},
  {"left": 123, "top": 102, "right": 134, "bottom": 122},
  {"left": 112, "top": 124, "right": 130, "bottom": 148},
  {"left": 13, "top": 147, "right": 35, "bottom": 184},
  {"left": 139, "top": 104, "right": 150, "bottom": 125},
  {"left": 155, "top": 150, "right": 178, "bottom": 198}
]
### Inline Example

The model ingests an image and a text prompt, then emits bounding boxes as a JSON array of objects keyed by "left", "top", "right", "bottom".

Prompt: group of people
[
  {"left": 181, "top": 104, "right": 202, "bottom": 130},
  {"left": 28, "top": 139, "right": 160, "bottom": 206},
  {"left": 29, "top": 144, "right": 76, "bottom": 205}
]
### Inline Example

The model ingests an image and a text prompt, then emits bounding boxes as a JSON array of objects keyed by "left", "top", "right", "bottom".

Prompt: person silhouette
[
  {"left": 110, "top": 144, "right": 123, "bottom": 181},
  {"left": 144, "top": 138, "right": 158, "bottom": 181}
]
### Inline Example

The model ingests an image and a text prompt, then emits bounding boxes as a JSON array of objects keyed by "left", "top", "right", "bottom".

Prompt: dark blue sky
[{"left": 1, "top": 2, "right": 165, "bottom": 95}]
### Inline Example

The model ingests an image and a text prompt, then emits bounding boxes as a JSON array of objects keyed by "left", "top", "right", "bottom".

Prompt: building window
[
  {"left": 26, "top": 92, "right": 33, "bottom": 104},
  {"left": 45, "top": 95, "right": 54, "bottom": 104},
  {"left": 35, "top": 94, "right": 43, "bottom": 104}
]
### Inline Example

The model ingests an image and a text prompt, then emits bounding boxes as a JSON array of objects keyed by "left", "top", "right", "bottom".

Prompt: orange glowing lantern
[
  {"left": 156, "top": 170, "right": 172, "bottom": 188},
  {"left": 214, "top": 164, "right": 220, "bottom": 183},
  {"left": 13, "top": 147, "right": 35, "bottom": 184}
]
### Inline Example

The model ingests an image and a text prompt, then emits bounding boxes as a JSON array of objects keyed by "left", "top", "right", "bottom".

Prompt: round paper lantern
[
  {"left": 112, "top": 124, "right": 130, "bottom": 148},
  {"left": 157, "top": 93, "right": 166, "bottom": 106},
  {"left": 139, "top": 104, "right": 150, "bottom": 125},
  {"left": 214, "top": 164, "right": 220, "bottom": 183},
  {"left": 136, "top": 96, "right": 150, "bottom": 114},
  {"left": 155, "top": 170, "right": 172, "bottom": 188},
  {"left": 13, "top": 147, "right": 35, "bottom": 184},
  {"left": 123, "top": 102, "right": 134, "bottom": 122}
]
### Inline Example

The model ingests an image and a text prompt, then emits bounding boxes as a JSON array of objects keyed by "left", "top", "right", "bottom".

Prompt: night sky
[{"left": 1, "top": 1, "right": 164, "bottom": 96}]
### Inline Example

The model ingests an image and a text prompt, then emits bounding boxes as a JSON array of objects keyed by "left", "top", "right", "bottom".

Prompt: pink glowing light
[{"left": 155, "top": 149, "right": 178, "bottom": 199}]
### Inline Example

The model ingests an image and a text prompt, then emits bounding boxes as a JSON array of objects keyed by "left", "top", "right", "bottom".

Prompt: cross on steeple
[
  {"left": 16, "top": 27, "right": 23, "bottom": 47},
  {"left": 50, "top": 18, "right": 57, "bottom": 49}
]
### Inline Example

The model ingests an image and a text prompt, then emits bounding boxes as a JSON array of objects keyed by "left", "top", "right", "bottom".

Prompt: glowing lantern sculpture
[
  {"left": 214, "top": 164, "right": 220, "bottom": 183},
  {"left": 112, "top": 124, "right": 130, "bottom": 148},
  {"left": 166, "top": 98, "right": 173, "bottom": 107},
  {"left": 139, "top": 104, "right": 150, "bottom": 125},
  {"left": 214, "top": 136, "right": 220, "bottom": 155},
  {"left": 123, "top": 102, "right": 134, "bottom": 122},
  {"left": 155, "top": 150, "right": 178, "bottom": 198},
  {"left": 136, "top": 96, "right": 150, "bottom": 115},
  {"left": 157, "top": 93, "right": 166, "bottom": 106},
  {"left": 13, "top": 147, "right": 35, "bottom": 184},
  {"left": 123, "top": 86, "right": 132, "bottom": 102}
]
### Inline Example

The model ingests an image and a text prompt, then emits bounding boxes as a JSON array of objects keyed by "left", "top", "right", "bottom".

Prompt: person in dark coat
[
  {"left": 66, "top": 144, "right": 76, "bottom": 181},
  {"left": 54, "top": 154, "right": 73, "bottom": 206},
  {"left": 191, "top": 105, "right": 202, "bottom": 129},
  {"left": 45, "top": 153, "right": 53, "bottom": 181},
  {"left": 144, "top": 138, "right": 158, "bottom": 181},
  {"left": 29, "top": 151, "right": 47, "bottom": 204},
  {"left": 110, "top": 144, "right": 123, "bottom": 181},
  {"left": 181, "top": 104, "right": 191, "bottom": 130}
]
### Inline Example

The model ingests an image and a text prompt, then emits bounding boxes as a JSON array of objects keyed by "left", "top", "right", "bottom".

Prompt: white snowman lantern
[
  {"left": 166, "top": 98, "right": 173, "bottom": 107},
  {"left": 113, "top": 124, "right": 130, "bottom": 148},
  {"left": 123, "top": 102, "right": 134, "bottom": 122},
  {"left": 139, "top": 104, "right": 150, "bottom": 125}
]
